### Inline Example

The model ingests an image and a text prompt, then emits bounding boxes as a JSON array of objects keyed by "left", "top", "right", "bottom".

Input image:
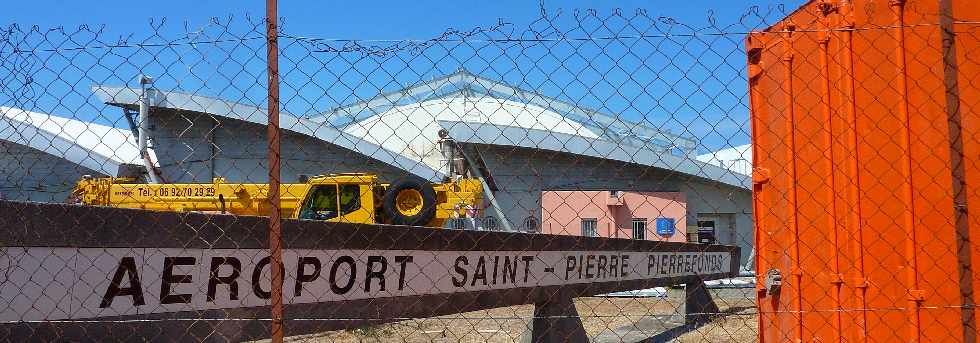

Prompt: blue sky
[
  {"left": 2, "top": 1, "right": 804, "bottom": 40},
  {"left": 0, "top": 1, "right": 805, "bottom": 153}
]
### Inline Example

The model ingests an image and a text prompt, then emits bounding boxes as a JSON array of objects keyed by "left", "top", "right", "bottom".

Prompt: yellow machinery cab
[{"left": 297, "top": 173, "right": 377, "bottom": 224}]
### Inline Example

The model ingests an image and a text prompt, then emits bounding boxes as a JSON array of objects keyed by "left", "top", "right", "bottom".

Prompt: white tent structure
[
  {"left": 343, "top": 90, "right": 602, "bottom": 176},
  {"left": 88, "top": 70, "right": 754, "bottom": 262},
  {"left": 92, "top": 85, "right": 444, "bottom": 183},
  {"left": 0, "top": 106, "right": 144, "bottom": 201},
  {"left": 0, "top": 106, "right": 143, "bottom": 175},
  {"left": 307, "top": 69, "right": 750, "bottom": 183},
  {"left": 315, "top": 70, "right": 752, "bottom": 248},
  {"left": 314, "top": 68, "right": 698, "bottom": 156}
]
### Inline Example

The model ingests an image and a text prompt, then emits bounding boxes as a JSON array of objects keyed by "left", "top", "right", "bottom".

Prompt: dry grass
[
  {"left": 255, "top": 289, "right": 758, "bottom": 342},
  {"left": 674, "top": 310, "right": 758, "bottom": 343}
]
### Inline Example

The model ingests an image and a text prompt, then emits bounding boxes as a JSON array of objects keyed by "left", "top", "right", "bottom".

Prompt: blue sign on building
[{"left": 656, "top": 217, "right": 676, "bottom": 236}]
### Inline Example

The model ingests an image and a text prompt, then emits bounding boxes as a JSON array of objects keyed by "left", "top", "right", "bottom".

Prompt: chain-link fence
[{"left": 2, "top": 0, "right": 979, "bottom": 342}]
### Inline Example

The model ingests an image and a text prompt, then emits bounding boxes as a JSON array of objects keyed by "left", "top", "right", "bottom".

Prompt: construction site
[{"left": 2, "top": 0, "right": 980, "bottom": 341}]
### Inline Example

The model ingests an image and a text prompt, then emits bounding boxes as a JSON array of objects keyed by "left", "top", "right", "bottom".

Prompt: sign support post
[
  {"left": 685, "top": 277, "right": 721, "bottom": 325},
  {"left": 526, "top": 290, "right": 588, "bottom": 342}
]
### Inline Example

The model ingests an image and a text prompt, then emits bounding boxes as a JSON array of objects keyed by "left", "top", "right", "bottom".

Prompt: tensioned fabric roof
[
  {"left": 343, "top": 90, "right": 601, "bottom": 176},
  {"left": 312, "top": 69, "right": 698, "bottom": 156},
  {"left": 317, "top": 69, "right": 747, "bottom": 189},
  {"left": 0, "top": 106, "right": 142, "bottom": 176},
  {"left": 91, "top": 70, "right": 749, "bottom": 189},
  {"left": 438, "top": 120, "right": 750, "bottom": 189},
  {"left": 90, "top": 86, "right": 445, "bottom": 181}
]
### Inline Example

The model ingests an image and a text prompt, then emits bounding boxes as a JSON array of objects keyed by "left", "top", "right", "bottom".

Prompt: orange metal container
[{"left": 749, "top": 0, "right": 980, "bottom": 341}]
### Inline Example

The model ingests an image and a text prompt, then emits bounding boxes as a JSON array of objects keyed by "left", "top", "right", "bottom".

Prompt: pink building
[{"left": 540, "top": 190, "right": 687, "bottom": 242}]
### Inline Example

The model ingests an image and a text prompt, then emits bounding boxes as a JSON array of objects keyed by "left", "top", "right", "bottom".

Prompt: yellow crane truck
[{"left": 68, "top": 173, "right": 483, "bottom": 228}]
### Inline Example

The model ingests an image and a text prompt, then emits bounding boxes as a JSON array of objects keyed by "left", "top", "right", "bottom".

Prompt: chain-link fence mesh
[{"left": 1, "top": 0, "right": 978, "bottom": 341}]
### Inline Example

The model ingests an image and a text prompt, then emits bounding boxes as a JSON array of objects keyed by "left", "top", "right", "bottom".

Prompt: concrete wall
[
  {"left": 540, "top": 190, "right": 688, "bottom": 242},
  {"left": 0, "top": 141, "right": 102, "bottom": 202},
  {"left": 146, "top": 108, "right": 413, "bottom": 184},
  {"left": 680, "top": 180, "right": 754, "bottom": 262},
  {"left": 468, "top": 144, "right": 679, "bottom": 231},
  {"left": 468, "top": 143, "right": 753, "bottom": 263}
]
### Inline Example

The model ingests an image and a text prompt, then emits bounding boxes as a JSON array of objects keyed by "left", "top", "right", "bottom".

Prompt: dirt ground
[{"left": 256, "top": 289, "right": 759, "bottom": 343}]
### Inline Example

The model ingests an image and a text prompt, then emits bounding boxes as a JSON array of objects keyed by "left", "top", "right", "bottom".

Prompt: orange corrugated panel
[{"left": 750, "top": 0, "right": 980, "bottom": 342}]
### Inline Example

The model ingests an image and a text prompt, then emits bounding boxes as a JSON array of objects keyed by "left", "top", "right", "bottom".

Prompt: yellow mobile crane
[{"left": 69, "top": 173, "right": 483, "bottom": 228}]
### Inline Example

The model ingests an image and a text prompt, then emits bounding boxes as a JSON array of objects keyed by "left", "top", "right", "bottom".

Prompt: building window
[
  {"left": 632, "top": 218, "right": 647, "bottom": 240},
  {"left": 483, "top": 216, "right": 498, "bottom": 231},
  {"left": 581, "top": 218, "right": 598, "bottom": 237},
  {"left": 523, "top": 216, "right": 539, "bottom": 233}
]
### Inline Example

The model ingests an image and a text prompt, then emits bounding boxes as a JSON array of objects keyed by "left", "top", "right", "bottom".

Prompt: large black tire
[{"left": 382, "top": 176, "right": 437, "bottom": 226}]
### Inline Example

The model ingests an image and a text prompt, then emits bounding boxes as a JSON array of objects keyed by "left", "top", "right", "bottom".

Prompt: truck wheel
[{"left": 383, "top": 176, "right": 437, "bottom": 226}]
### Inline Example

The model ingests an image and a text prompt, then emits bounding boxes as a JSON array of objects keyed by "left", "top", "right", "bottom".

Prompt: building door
[
  {"left": 696, "top": 219, "right": 716, "bottom": 244},
  {"left": 697, "top": 214, "right": 735, "bottom": 245}
]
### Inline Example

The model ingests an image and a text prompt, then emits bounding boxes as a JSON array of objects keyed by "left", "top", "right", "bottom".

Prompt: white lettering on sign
[{"left": 0, "top": 247, "right": 731, "bottom": 321}]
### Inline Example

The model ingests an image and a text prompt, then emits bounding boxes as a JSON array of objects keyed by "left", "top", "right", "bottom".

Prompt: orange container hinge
[
  {"left": 753, "top": 167, "right": 771, "bottom": 185},
  {"left": 907, "top": 289, "right": 925, "bottom": 302},
  {"left": 748, "top": 64, "right": 763, "bottom": 80},
  {"left": 745, "top": 33, "right": 764, "bottom": 53},
  {"left": 816, "top": 1, "right": 838, "bottom": 16},
  {"left": 764, "top": 268, "right": 783, "bottom": 296}
]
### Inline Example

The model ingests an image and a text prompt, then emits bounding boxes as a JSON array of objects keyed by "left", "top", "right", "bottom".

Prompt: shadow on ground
[{"left": 591, "top": 306, "right": 755, "bottom": 343}]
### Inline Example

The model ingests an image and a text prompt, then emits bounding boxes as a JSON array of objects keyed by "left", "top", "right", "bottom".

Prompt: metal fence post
[{"left": 266, "top": 0, "right": 284, "bottom": 342}]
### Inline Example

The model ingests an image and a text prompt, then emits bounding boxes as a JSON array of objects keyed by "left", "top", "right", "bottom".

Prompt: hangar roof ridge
[
  {"left": 437, "top": 119, "right": 750, "bottom": 190},
  {"left": 313, "top": 68, "right": 697, "bottom": 155},
  {"left": 0, "top": 106, "right": 142, "bottom": 176},
  {"left": 89, "top": 85, "right": 445, "bottom": 181}
]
